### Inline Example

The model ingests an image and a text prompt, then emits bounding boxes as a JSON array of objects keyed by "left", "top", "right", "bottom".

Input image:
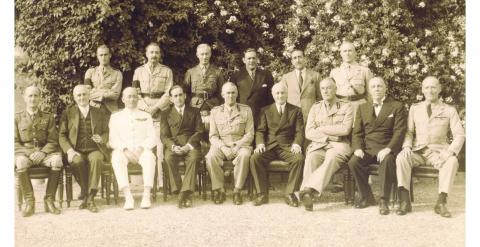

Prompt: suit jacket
[
  {"left": 279, "top": 69, "right": 321, "bottom": 120},
  {"left": 256, "top": 103, "right": 304, "bottom": 151},
  {"left": 352, "top": 97, "right": 407, "bottom": 156},
  {"left": 15, "top": 110, "right": 59, "bottom": 156},
  {"left": 403, "top": 101, "right": 465, "bottom": 155},
  {"left": 108, "top": 109, "right": 156, "bottom": 151},
  {"left": 59, "top": 105, "right": 110, "bottom": 158},
  {"left": 305, "top": 100, "right": 353, "bottom": 154},
  {"left": 230, "top": 67, "right": 274, "bottom": 123},
  {"left": 160, "top": 105, "right": 204, "bottom": 150}
]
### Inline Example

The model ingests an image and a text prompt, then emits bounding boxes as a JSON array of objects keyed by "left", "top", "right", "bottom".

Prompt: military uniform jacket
[
  {"left": 403, "top": 101, "right": 465, "bottom": 155},
  {"left": 133, "top": 63, "right": 173, "bottom": 95},
  {"left": 255, "top": 103, "right": 304, "bottom": 151},
  {"left": 279, "top": 69, "right": 322, "bottom": 120},
  {"left": 305, "top": 100, "right": 353, "bottom": 154},
  {"left": 15, "top": 110, "right": 59, "bottom": 156},
  {"left": 209, "top": 103, "right": 254, "bottom": 149},
  {"left": 108, "top": 109, "right": 156, "bottom": 151},
  {"left": 160, "top": 105, "right": 204, "bottom": 150},
  {"left": 184, "top": 64, "right": 225, "bottom": 109},
  {"left": 330, "top": 62, "right": 373, "bottom": 97},
  {"left": 352, "top": 97, "right": 407, "bottom": 156},
  {"left": 84, "top": 65, "right": 123, "bottom": 112},
  {"left": 59, "top": 105, "right": 110, "bottom": 158},
  {"left": 230, "top": 67, "right": 274, "bottom": 122}
]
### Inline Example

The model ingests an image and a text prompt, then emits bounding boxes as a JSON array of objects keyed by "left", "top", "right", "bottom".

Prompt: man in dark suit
[
  {"left": 250, "top": 83, "right": 304, "bottom": 207},
  {"left": 230, "top": 48, "right": 274, "bottom": 125},
  {"left": 348, "top": 77, "right": 407, "bottom": 215},
  {"left": 59, "top": 85, "right": 110, "bottom": 213},
  {"left": 160, "top": 85, "right": 204, "bottom": 208}
]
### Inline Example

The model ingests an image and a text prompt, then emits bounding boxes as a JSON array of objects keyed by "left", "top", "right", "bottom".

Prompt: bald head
[
  {"left": 272, "top": 83, "right": 288, "bottom": 105},
  {"left": 319, "top": 78, "right": 337, "bottom": 101},
  {"left": 422, "top": 76, "right": 442, "bottom": 103}
]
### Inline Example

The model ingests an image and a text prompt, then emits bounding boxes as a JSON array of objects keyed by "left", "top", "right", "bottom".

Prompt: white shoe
[
  {"left": 123, "top": 197, "right": 134, "bottom": 210},
  {"left": 140, "top": 193, "right": 151, "bottom": 209}
]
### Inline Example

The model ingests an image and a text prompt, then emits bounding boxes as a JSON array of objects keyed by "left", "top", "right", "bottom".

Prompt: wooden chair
[
  {"left": 15, "top": 166, "right": 65, "bottom": 210},
  {"left": 365, "top": 163, "right": 398, "bottom": 204},
  {"left": 409, "top": 166, "right": 439, "bottom": 202},
  {"left": 109, "top": 162, "right": 159, "bottom": 204}
]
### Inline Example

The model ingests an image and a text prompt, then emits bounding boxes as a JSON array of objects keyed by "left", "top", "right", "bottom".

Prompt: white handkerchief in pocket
[
  {"left": 261, "top": 84, "right": 267, "bottom": 87},
  {"left": 388, "top": 113, "right": 394, "bottom": 118}
]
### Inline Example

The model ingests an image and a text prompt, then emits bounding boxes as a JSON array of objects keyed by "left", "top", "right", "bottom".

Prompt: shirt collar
[
  {"left": 26, "top": 108, "right": 38, "bottom": 117},
  {"left": 373, "top": 96, "right": 386, "bottom": 106},
  {"left": 295, "top": 68, "right": 306, "bottom": 76},
  {"left": 175, "top": 105, "right": 185, "bottom": 113},
  {"left": 78, "top": 105, "right": 90, "bottom": 116},
  {"left": 340, "top": 61, "right": 359, "bottom": 70}
]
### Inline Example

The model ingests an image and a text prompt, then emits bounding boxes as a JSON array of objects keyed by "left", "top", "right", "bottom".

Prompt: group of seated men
[{"left": 15, "top": 41, "right": 464, "bottom": 220}]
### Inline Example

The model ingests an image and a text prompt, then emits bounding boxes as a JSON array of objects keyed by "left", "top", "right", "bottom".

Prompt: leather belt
[
  {"left": 336, "top": 94, "right": 365, "bottom": 101},
  {"left": 192, "top": 91, "right": 217, "bottom": 100},
  {"left": 141, "top": 92, "right": 164, "bottom": 98}
]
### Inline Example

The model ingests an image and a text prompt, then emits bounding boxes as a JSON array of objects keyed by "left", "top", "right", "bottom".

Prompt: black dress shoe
[
  {"left": 233, "top": 192, "right": 242, "bottom": 205},
  {"left": 300, "top": 191, "right": 313, "bottom": 211},
  {"left": 87, "top": 201, "right": 99, "bottom": 213},
  {"left": 79, "top": 200, "right": 88, "bottom": 209},
  {"left": 285, "top": 194, "right": 299, "bottom": 207},
  {"left": 434, "top": 203, "right": 451, "bottom": 218},
  {"left": 395, "top": 201, "right": 412, "bottom": 215},
  {"left": 44, "top": 199, "right": 61, "bottom": 215},
  {"left": 354, "top": 198, "right": 375, "bottom": 209},
  {"left": 214, "top": 191, "right": 226, "bottom": 204},
  {"left": 178, "top": 192, "right": 187, "bottom": 208},
  {"left": 253, "top": 194, "right": 268, "bottom": 206},
  {"left": 378, "top": 199, "right": 390, "bottom": 215},
  {"left": 184, "top": 194, "right": 193, "bottom": 208}
]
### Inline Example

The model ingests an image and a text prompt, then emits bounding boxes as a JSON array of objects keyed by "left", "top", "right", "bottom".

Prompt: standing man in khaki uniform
[
  {"left": 184, "top": 43, "right": 226, "bottom": 123},
  {"left": 330, "top": 41, "right": 373, "bottom": 114},
  {"left": 299, "top": 78, "right": 354, "bottom": 211},
  {"left": 396, "top": 76, "right": 465, "bottom": 217},
  {"left": 206, "top": 82, "right": 254, "bottom": 205},
  {"left": 279, "top": 49, "right": 322, "bottom": 121},
  {"left": 15, "top": 86, "right": 63, "bottom": 217},
  {"left": 132, "top": 42, "right": 174, "bottom": 187},
  {"left": 84, "top": 44, "right": 123, "bottom": 113}
]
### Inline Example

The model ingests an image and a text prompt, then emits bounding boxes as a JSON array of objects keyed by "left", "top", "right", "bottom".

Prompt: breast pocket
[
  {"left": 333, "top": 113, "right": 346, "bottom": 124},
  {"left": 152, "top": 76, "right": 168, "bottom": 91}
]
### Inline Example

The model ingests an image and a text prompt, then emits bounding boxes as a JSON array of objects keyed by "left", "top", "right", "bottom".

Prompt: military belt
[
  {"left": 141, "top": 92, "right": 164, "bottom": 98},
  {"left": 336, "top": 94, "right": 365, "bottom": 101},
  {"left": 192, "top": 91, "right": 217, "bottom": 100}
]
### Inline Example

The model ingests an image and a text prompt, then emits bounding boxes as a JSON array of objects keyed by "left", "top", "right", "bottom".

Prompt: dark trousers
[
  {"left": 348, "top": 152, "right": 396, "bottom": 201},
  {"left": 71, "top": 150, "right": 104, "bottom": 195},
  {"left": 164, "top": 148, "right": 200, "bottom": 192},
  {"left": 250, "top": 145, "right": 304, "bottom": 194}
]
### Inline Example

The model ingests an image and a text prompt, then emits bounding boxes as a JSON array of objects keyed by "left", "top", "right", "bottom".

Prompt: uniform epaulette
[{"left": 237, "top": 103, "right": 249, "bottom": 107}]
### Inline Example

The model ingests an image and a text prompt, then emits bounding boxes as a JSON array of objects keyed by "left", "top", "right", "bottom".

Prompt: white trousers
[{"left": 111, "top": 149, "right": 156, "bottom": 190}]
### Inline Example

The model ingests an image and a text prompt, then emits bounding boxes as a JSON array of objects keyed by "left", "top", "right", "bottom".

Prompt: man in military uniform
[
  {"left": 59, "top": 85, "right": 110, "bottom": 213},
  {"left": 206, "top": 82, "right": 254, "bottom": 205},
  {"left": 396, "top": 76, "right": 465, "bottom": 217},
  {"left": 184, "top": 43, "right": 226, "bottom": 123},
  {"left": 15, "top": 86, "right": 63, "bottom": 217},
  {"left": 330, "top": 41, "right": 373, "bottom": 114},
  {"left": 132, "top": 42, "right": 173, "bottom": 187},
  {"left": 84, "top": 44, "right": 123, "bottom": 113},
  {"left": 299, "top": 78, "right": 354, "bottom": 211},
  {"left": 109, "top": 87, "right": 157, "bottom": 210}
]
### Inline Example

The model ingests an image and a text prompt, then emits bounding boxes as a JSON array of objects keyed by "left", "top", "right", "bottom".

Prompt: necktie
[
  {"left": 298, "top": 71, "right": 303, "bottom": 90},
  {"left": 427, "top": 104, "right": 432, "bottom": 117},
  {"left": 178, "top": 108, "right": 183, "bottom": 116},
  {"left": 250, "top": 70, "right": 255, "bottom": 80},
  {"left": 278, "top": 106, "right": 283, "bottom": 116}
]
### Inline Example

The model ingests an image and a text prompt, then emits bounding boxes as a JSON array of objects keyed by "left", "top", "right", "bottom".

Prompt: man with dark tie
[
  {"left": 250, "top": 83, "right": 304, "bottom": 207},
  {"left": 395, "top": 76, "right": 465, "bottom": 217},
  {"left": 230, "top": 48, "right": 274, "bottom": 125},
  {"left": 348, "top": 77, "right": 407, "bottom": 215},
  {"left": 160, "top": 85, "right": 204, "bottom": 208},
  {"left": 59, "top": 85, "right": 110, "bottom": 213}
]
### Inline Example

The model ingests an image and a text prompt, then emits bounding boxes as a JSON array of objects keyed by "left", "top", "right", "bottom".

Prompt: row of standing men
[{"left": 15, "top": 41, "right": 464, "bottom": 218}]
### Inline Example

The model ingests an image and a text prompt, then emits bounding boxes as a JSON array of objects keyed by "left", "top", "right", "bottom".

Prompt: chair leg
[
  {"left": 162, "top": 160, "right": 168, "bottom": 202},
  {"left": 66, "top": 168, "right": 73, "bottom": 208},
  {"left": 15, "top": 172, "right": 23, "bottom": 211},
  {"left": 152, "top": 166, "right": 158, "bottom": 203},
  {"left": 101, "top": 173, "right": 105, "bottom": 199},
  {"left": 343, "top": 167, "right": 349, "bottom": 205},
  {"left": 410, "top": 175, "right": 414, "bottom": 202},
  {"left": 202, "top": 163, "right": 207, "bottom": 200},
  {"left": 113, "top": 176, "right": 119, "bottom": 205},
  {"left": 105, "top": 171, "right": 111, "bottom": 205},
  {"left": 57, "top": 169, "right": 64, "bottom": 208}
]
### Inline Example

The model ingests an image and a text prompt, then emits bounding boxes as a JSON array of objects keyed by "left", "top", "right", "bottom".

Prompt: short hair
[
  {"left": 73, "top": 84, "right": 90, "bottom": 94},
  {"left": 96, "top": 44, "right": 111, "bottom": 53},
  {"left": 146, "top": 42, "right": 161, "bottom": 52},
  {"left": 291, "top": 49, "right": 304, "bottom": 56},
  {"left": 23, "top": 85, "right": 40, "bottom": 96},
  {"left": 196, "top": 44, "right": 211, "bottom": 53},
  {"left": 369, "top": 77, "right": 387, "bottom": 87},
  {"left": 422, "top": 76, "right": 441, "bottom": 88},
  {"left": 243, "top": 48, "right": 257, "bottom": 56},
  {"left": 319, "top": 77, "right": 336, "bottom": 88},
  {"left": 122, "top": 87, "right": 138, "bottom": 96},
  {"left": 221, "top": 82, "right": 238, "bottom": 93},
  {"left": 169, "top": 85, "right": 185, "bottom": 96},
  {"left": 271, "top": 83, "right": 287, "bottom": 93},
  {"left": 340, "top": 41, "right": 355, "bottom": 51}
]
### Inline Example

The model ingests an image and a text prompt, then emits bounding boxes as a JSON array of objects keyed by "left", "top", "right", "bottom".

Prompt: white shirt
[
  {"left": 175, "top": 105, "right": 185, "bottom": 116},
  {"left": 78, "top": 105, "right": 90, "bottom": 118},
  {"left": 373, "top": 96, "right": 386, "bottom": 116},
  {"left": 108, "top": 108, "right": 156, "bottom": 151},
  {"left": 276, "top": 103, "right": 285, "bottom": 115}
]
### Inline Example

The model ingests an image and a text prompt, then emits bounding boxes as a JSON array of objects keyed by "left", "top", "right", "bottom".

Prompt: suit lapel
[
  {"left": 268, "top": 104, "right": 281, "bottom": 130},
  {"left": 300, "top": 70, "right": 310, "bottom": 97},
  {"left": 430, "top": 102, "right": 444, "bottom": 119},
  {"left": 71, "top": 106, "right": 80, "bottom": 146},
  {"left": 89, "top": 108, "right": 98, "bottom": 134},
  {"left": 249, "top": 69, "right": 263, "bottom": 98},
  {"left": 278, "top": 103, "right": 289, "bottom": 127},
  {"left": 373, "top": 98, "right": 392, "bottom": 128},
  {"left": 169, "top": 108, "right": 182, "bottom": 136},
  {"left": 364, "top": 101, "right": 375, "bottom": 127}
]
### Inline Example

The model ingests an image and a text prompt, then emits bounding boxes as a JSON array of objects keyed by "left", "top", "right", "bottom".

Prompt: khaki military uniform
[
  {"left": 84, "top": 65, "right": 123, "bottom": 113},
  {"left": 300, "top": 100, "right": 353, "bottom": 195},
  {"left": 330, "top": 62, "right": 373, "bottom": 114},
  {"left": 396, "top": 101, "right": 465, "bottom": 193},
  {"left": 184, "top": 64, "right": 225, "bottom": 112},
  {"left": 15, "top": 110, "right": 62, "bottom": 171},
  {"left": 206, "top": 103, "right": 254, "bottom": 190},
  {"left": 132, "top": 63, "right": 174, "bottom": 186}
]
